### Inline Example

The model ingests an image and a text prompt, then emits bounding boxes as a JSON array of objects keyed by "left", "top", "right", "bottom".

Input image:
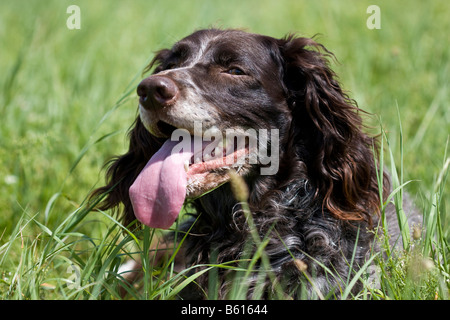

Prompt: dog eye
[{"left": 226, "top": 68, "right": 245, "bottom": 76}]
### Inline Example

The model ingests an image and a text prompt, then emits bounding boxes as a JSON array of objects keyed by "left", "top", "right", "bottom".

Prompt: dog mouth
[
  {"left": 129, "top": 119, "right": 252, "bottom": 229},
  {"left": 156, "top": 119, "right": 251, "bottom": 172}
]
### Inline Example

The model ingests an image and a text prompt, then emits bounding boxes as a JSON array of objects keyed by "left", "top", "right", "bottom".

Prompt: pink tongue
[{"left": 129, "top": 138, "right": 200, "bottom": 229}]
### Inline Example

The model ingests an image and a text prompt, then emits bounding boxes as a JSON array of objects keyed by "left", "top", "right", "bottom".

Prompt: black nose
[{"left": 137, "top": 75, "right": 179, "bottom": 109}]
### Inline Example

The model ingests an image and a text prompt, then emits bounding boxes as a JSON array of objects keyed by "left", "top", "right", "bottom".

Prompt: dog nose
[{"left": 137, "top": 75, "right": 179, "bottom": 109}]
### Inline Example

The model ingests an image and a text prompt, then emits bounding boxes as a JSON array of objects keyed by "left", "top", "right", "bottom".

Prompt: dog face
[
  {"left": 138, "top": 29, "right": 289, "bottom": 137},
  {"left": 93, "top": 28, "right": 386, "bottom": 230},
  {"left": 136, "top": 29, "right": 290, "bottom": 200}
]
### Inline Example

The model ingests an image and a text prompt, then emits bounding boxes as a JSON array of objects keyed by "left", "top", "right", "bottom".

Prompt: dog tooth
[{"left": 184, "top": 161, "right": 189, "bottom": 172}]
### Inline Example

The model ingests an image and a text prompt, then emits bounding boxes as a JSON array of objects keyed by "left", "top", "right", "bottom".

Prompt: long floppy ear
[
  {"left": 90, "top": 50, "right": 170, "bottom": 226},
  {"left": 279, "top": 35, "right": 387, "bottom": 225}
]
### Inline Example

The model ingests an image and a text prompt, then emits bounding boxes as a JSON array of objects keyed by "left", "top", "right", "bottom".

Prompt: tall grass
[
  {"left": 370, "top": 120, "right": 449, "bottom": 300},
  {"left": 0, "top": 113, "right": 448, "bottom": 300},
  {"left": 1, "top": 0, "right": 449, "bottom": 299}
]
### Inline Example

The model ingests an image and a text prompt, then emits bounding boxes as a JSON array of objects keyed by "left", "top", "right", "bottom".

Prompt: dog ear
[
  {"left": 90, "top": 117, "right": 165, "bottom": 227},
  {"left": 279, "top": 35, "right": 386, "bottom": 225}
]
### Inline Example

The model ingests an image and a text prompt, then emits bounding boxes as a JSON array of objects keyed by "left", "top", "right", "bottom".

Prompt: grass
[{"left": 0, "top": 0, "right": 449, "bottom": 300}]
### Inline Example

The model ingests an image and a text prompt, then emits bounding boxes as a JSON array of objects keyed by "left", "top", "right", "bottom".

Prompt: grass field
[{"left": 0, "top": 0, "right": 449, "bottom": 300}]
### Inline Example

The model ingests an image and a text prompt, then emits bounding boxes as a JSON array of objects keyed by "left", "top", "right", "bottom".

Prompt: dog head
[{"left": 92, "top": 29, "right": 385, "bottom": 229}]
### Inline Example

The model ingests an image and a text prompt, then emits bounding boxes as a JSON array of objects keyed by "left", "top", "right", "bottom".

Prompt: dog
[{"left": 91, "top": 29, "right": 421, "bottom": 299}]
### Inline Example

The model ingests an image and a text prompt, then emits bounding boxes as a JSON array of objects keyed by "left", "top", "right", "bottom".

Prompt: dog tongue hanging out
[
  {"left": 129, "top": 139, "right": 192, "bottom": 229},
  {"left": 129, "top": 130, "right": 254, "bottom": 229},
  {"left": 129, "top": 130, "right": 252, "bottom": 229}
]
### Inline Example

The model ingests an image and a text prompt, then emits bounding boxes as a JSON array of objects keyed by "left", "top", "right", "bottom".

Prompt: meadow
[{"left": 0, "top": 0, "right": 448, "bottom": 300}]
